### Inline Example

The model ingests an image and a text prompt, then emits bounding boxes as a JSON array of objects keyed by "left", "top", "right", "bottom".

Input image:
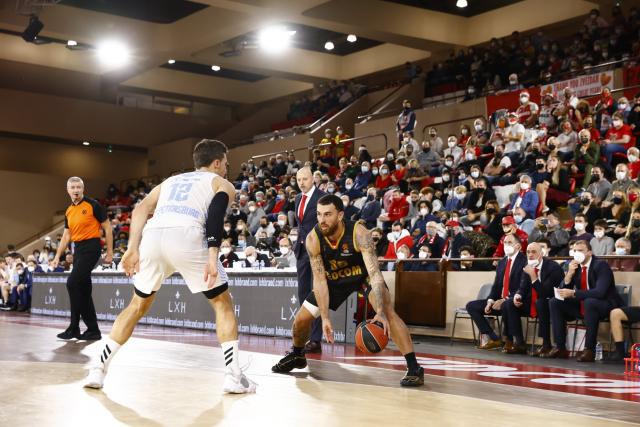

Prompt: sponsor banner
[
  {"left": 32, "top": 272, "right": 356, "bottom": 343},
  {"left": 339, "top": 355, "right": 640, "bottom": 401},
  {"left": 540, "top": 70, "right": 614, "bottom": 100}
]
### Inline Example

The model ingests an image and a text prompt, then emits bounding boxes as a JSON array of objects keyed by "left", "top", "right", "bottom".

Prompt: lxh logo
[
  {"left": 169, "top": 290, "right": 186, "bottom": 314},
  {"left": 281, "top": 294, "right": 298, "bottom": 320},
  {"left": 110, "top": 288, "right": 125, "bottom": 310},
  {"left": 44, "top": 287, "right": 56, "bottom": 305}
]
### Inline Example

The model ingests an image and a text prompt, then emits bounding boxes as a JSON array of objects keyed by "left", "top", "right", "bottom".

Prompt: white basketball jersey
[{"left": 146, "top": 171, "right": 218, "bottom": 230}]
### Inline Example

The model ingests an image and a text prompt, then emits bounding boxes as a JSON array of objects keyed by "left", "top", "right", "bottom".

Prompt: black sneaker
[
  {"left": 78, "top": 330, "right": 102, "bottom": 341},
  {"left": 272, "top": 351, "right": 307, "bottom": 373},
  {"left": 57, "top": 328, "right": 81, "bottom": 340},
  {"left": 605, "top": 351, "right": 626, "bottom": 363},
  {"left": 400, "top": 367, "right": 424, "bottom": 387}
]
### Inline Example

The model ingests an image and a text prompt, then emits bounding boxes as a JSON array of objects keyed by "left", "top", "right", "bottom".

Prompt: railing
[
  {"left": 357, "top": 83, "right": 409, "bottom": 123},
  {"left": 310, "top": 133, "right": 389, "bottom": 157},
  {"left": 250, "top": 146, "right": 309, "bottom": 161}
]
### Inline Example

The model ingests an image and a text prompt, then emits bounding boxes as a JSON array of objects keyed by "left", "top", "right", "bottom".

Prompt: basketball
[{"left": 355, "top": 321, "right": 389, "bottom": 354}]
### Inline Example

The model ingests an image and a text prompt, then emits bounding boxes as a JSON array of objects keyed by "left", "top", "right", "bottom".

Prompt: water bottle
[
  {"left": 259, "top": 260, "right": 265, "bottom": 270},
  {"left": 595, "top": 342, "right": 603, "bottom": 361}
]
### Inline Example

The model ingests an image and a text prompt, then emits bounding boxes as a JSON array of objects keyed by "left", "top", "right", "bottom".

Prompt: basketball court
[{"left": 1, "top": 313, "right": 637, "bottom": 426}]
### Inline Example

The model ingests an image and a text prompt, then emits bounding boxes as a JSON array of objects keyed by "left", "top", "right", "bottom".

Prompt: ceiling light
[
  {"left": 67, "top": 40, "right": 77, "bottom": 47},
  {"left": 97, "top": 41, "right": 129, "bottom": 67},
  {"left": 167, "top": 59, "right": 176, "bottom": 64},
  {"left": 82, "top": 141, "right": 90, "bottom": 146},
  {"left": 347, "top": 34, "right": 357, "bottom": 43},
  {"left": 22, "top": 15, "right": 44, "bottom": 42},
  {"left": 324, "top": 41, "right": 334, "bottom": 51},
  {"left": 456, "top": 0, "right": 468, "bottom": 7},
  {"left": 211, "top": 65, "right": 221, "bottom": 71},
  {"left": 258, "top": 26, "right": 296, "bottom": 53}
]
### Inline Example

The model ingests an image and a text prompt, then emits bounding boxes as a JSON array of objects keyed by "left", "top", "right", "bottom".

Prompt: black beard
[{"left": 320, "top": 222, "right": 339, "bottom": 237}]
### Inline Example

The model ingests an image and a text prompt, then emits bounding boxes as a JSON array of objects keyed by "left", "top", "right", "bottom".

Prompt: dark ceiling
[
  {"left": 59, "top": 0, "right": 208, "bottom": 24},
  {"left": 161, "top": 61, "right": 268, "bottom": 82},
  {"left": 383, "top": 0, "right": 523, "bottom": 18}
]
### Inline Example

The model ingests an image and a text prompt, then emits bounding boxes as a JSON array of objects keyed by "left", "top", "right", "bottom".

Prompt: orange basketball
[{"left": 355, "top": 321, "right": 389, "bottom": 353}]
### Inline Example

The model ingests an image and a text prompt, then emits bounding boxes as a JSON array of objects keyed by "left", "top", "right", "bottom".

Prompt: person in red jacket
[
  {"left": 493, "top": 216, "right": 528, "bottom": 258},
  {"left": 602, "top": 112, "right": 635, "bottom": 164},
  {"left": 384, "top": 221, "right": 414, "bottom": 259},
  {"left": 379, "top": 189, "right": 409, "bottom": 230},
  {"left": 375, "top": 164, "right": 393, "bottom": 190}
]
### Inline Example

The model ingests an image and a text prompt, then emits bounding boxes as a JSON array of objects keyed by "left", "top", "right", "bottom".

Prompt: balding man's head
[
  {"left": 526, "top": 242, "right": 542, "bottom": 263},
  {"left": 296, "top": 166, "right": 314, "bottom": 193}
]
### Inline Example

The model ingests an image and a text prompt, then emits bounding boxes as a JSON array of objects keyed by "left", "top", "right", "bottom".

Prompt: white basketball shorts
[{"left": 133, "top": 227, "right": 228, "bottom": 295}]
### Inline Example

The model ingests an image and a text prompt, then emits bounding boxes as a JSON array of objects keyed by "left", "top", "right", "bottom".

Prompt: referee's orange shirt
[{"left": 65, "top": 197, "right": 107, "bottom": 242}]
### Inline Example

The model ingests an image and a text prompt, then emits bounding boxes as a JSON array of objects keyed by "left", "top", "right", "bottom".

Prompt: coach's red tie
[
  {"left": 502, "top": 257, "right": 512, "bottom": 298},
  {"left": 580, "top": 266, "right": 587, "bottom": 316},
  {"left": 530, "top": 267, "right": 539, "bottom": 317},
  {"left": 298, "top": 194, "right": 307, "bottom": 222}
]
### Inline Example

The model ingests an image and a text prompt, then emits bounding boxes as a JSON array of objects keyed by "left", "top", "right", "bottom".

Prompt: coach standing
[
  {"left": 53, "top": 177, "right": 113, "bottom": 341},
  {"left": 293, "top": 167, "right": 325, "bottom": 353}
]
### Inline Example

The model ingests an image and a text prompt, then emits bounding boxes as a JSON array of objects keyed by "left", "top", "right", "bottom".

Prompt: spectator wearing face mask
[
  {"left": 472, "top": 118, "right": 490, "bottom": 145},
  {"left": 426, "top": 127, "right": 444, "bottom": 156},
  {"left": 219, "top": 239, "right": 240, "bottom": 269},
  {"left": 493, "top": 216, "right": 529, "bottom": 258},
  {"left": 0, "top": 262, "right": 32, "bottom": 311},
  {"left": 390, "top": 158, "right": 408, "bottom": 191},
  {"left": 222, "top": 220, "right": 237, "bottom": 243},
  {"left": 254, "top": 216, "right": 275, "bottom": 238},
  {"left": 334, "top": 126, "right": 352, "bottom": 159},
  {"left": 602, "top": 112, "right": 634, "bottom": 164},
  {"left": 529, "top": 212, "right": 570, "bottom": 256},
  {"left": 374, "top": 165, "right": 393, "bottom": 191},
  {"left": 227, "top": 202, "right": 248, "bottom": 228},
  {"left": 603, "top": 164, "right": 634, "bottom": 206},
  {"left": 246, "top": 201, "right": 266, "bottom": 234},
  {"left": 417, "top": 140, "right": 440, "bottom": 173},
  {"left": 273, "top": 237, "right": 296, "bottom": 267},
  {"left": 410, "top": 201, "right": 437, "bottom": 237},
  {"left": 404, "top": 159, "right": 427, "bottom": 192},
  {"left": 556, "top": 120, "right": 578, "bottom": 161},
  {"left": 404, "top": 245, "right": 438, "bottom": 272},
  {"left": 627, "top": 147, "right": 640, "bottom": 180},
  {"left": 390, "top": 244, "right": 414, "bottom": 271},
  {"left": 509, "top": 175, "right": 538, "bottom": 220},
  {"left": 537, "top": 155, "right": 570, "bottom": 212},
  {"left": 384, "top": 222, "right": 413, "bottom": 259},
  {"left": 401, "top": 131, "right": 420, "bottom": 155},
  {"left": 516, "top": 91, "right": 540, "bottom": 128},
  {"left": 444, "top": 186, "right": 467, "bottom": 213},
  {"left": 569, "top": 214, "right": 593, "bottom": 243},
  {"left": 396, "top": 100, "right": 416, "bottom": 142},
  {"left": 513, "top": 206, "right": 535, "bottom": 236},
  {"left": 441, "top": 220, "right": 470, "bottom": 259},
  {"left": 242, "top": 246, "right": 270, "bottom": 268},
  {"left": 342, "top": 177, "right": 363, "bottom": 200},
  {"left": 568, "top": 191, "right": 600, "bottom": 231},
  {"left": 484, "top": 144, "right": 511, "bottom": 184},
  {"left": 354, "top": 161, "right": 373, "bottom": 191},
  {"left": 379, "top": 189, "right": 410, "bottom": 229},
  {"left": 585, "top": 166, "right": 611, "bottom": 204},
  {"left": 357, "top": 189, "right": 382, "bottom": 229},
  {"left": 383, "top": 149, "right": 397, "bottom": 170},
  {"left": 590, "top": 219, "right": 615, "bottom": 256},
  {"left": 572, "top": 129, "right": 600, "bottom": 189},
  {"left": 443, "top": 136, "right": 463, "bottom": 166},
  {"left": 357, "top": 145, "right": 372, "bottom": 164},
  {"left": 273, "top": 213, "right": 291, "bottom": 237}
]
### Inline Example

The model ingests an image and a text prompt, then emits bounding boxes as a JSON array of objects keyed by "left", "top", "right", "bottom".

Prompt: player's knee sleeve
[{"left": 202, "top": 282, "right": 229, "bottom": 299}]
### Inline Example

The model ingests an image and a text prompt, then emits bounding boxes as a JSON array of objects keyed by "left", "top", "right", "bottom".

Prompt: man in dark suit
[
  {"left": 506, "top": 242, "right": 564, "bottom": 356},
  {"left": 466, "top": 234, "right": 527, "bottom": 350},
  {"left": 293, "top": 167, "right": 326, "bottom": 353},
  {"left": 544, "top": 239, "right": 624, "bottom": 362}
]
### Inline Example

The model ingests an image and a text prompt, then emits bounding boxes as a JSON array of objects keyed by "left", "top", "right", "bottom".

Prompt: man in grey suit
[{"left": 294, "top": 167, "right": 325, "bottom": 353}]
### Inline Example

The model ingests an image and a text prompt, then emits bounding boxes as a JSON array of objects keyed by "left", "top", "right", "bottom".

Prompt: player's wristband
[{"left": 205, "top": 192, "right": 229, "bottom": 248}]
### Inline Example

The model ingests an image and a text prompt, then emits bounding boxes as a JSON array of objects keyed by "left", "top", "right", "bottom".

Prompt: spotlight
[
  {"left": 324, "top": 41, "right": 334, "bottom": 51},
  {"left": 82, "top": 141, "right": 90, "bottom": 146},
  {"left": 97, "top": 41, "right": 129, "bottom": 67},
  {"left": 22, "top": 15, "right": 44, "bottom": 43},
  {"left": 167, "top": 59, "right": 176, "bottom": 64},
  {"left": 258, "top": 26, "right": 296, "bottom": 53},
  {"left": 456, "top": 0, "right": 468, "bottom": 7},
  {"left": 211, "top": 65, "right": 221, "bottom": 71},
  {"left": 107, "top": 145, "right": 113, "bottom": 153},
  {"left": 347, "top": 34, "right": 357, "bottom": 43},
  {"left": 67, "top": 40, "right": 77, "bottom": 47}
]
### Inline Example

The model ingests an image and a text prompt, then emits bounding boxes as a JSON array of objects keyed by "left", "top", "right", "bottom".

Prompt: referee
[{"left": 53, "top": 177, "right": 113, "bottom": 341}]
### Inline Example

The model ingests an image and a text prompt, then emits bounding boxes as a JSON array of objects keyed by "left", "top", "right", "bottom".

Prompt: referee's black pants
[{"left": 66, "top": 238, "right": 101, "bottom": 332}]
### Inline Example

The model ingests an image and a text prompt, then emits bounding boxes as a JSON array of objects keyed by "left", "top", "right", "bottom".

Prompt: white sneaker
[
  {"left": 222, "top": 370, "right": 257, "bottom": 394},
  {"left": 83, "top": 366, "right": 106, "bottom": 389}
]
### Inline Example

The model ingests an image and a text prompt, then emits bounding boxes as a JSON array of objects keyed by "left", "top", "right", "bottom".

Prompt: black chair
[{"left": 450, "top": 283, "right": 502, "bottom": 345}]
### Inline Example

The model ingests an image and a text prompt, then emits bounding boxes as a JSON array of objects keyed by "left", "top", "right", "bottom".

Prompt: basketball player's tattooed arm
[
  {"left": 121, "top": 185, "right": 161, "bottom": 276},
  {"left": 356, "top": 224, "right": 389, "bottom": 333},
  {"left": 306, "top": 231, "right": 335, "bottom": 343}
]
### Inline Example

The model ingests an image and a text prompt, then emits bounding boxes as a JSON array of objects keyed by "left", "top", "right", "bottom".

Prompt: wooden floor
[{"left": 0, "top": 313, "right": 638, "bottom": 426}]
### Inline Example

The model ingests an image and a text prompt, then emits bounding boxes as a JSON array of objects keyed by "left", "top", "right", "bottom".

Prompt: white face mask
[
  {"left": 616, "top": 171, "right": 627, "bottom": 181},
  {"left": 471, "top": 171, "right": 480, "bottom": 179},
  {"left": 455, "top": 193, "right": 465, "bottom": 201},
  {"left": 27, "top": 266, "right": 35, "bottom": 272},
  {"left": 387, "top": 154, "right": 394, "bottom": 160},
  {"left": 613, "top": 119, "right": 622, "bottom": 128},
  {"left": 403, "top": 137, "right": 410, "bottom": 142},
  {"left": 442, "top": 175, "right": 450, "bottom": 182},
  {"left": 474, "top": 124, "right": 483, "bottom": 132},
  {"left": 527, "top": 258, "right": 539, "bottom": 267},
  {"left": 465, "top": 153, "right": 474, "bottom": 161},
  {"left": 520, "top": 182, "right": 530, "bottom": 190},
  {"left": 420, "top": 208, "right": 429, "bottom": 216},
  {"left": 594, "top": 230, "right": 605, "bottom": 238},
  {"left": 236, "top": 225, "right": 244, "bottom": 231},
  {"left": 372, "top": 169, "right": 378, "bottom": 176},
  {"left": 520, "top": 96, "right": 529, "bottom": 104},
  {"left": 448, "top": 141, "right": 457, "bottom": 148},
  {"left": 393, "top": 231, "right": 401, "bottom": 239},
  {"left": 290, "top": 235, "right": 298, "bottom": 242},
  {"left": 461, "top": 129, "right": 468, "bottom": 135},
  {"left": 249, "top": 206, "right": 256, "bottom": 213},
  {"left": 615, "top": 247, "right": 627, "bottom": 255},
  {"left": 278, "top": 220, "right": 286, "bottom": 227},
  {"left": 629, "top": 155, "right": 639, "bottom": 163},
  {"left": 380, "top": 169, "right": 388, "bottom": 175},
  {"left": 247, "top": 256, "right": 256, "bottom": 264},
  {"left": 418, "top": 251, "right": 429, "bottom": 259},
  {"left": 504, "top": 244, "right": 515, "bottom": 256},
  {"left": 573, "top": 251, "right": 586, "bottom": 264},
  {"left": 514, "top": 214, "right": 523, "bottom": 224},
  {"left": 224, "top": 227, "right": 231, "bottom": 232},
  {"left": 280, "top": 247, "right": 290, "bottom": 255},
  {"left": 221, "top": 247, "right": 231, "bottom": 256},
  {"left": 396, "top": 252, "right": 407, "bottom": 260},
  {"left": 574, "top": 222, "right": 585, "bottom": 231},
  {"left": 345, "top": 184, "right": 353, "bottom": 190},
  {"left": 445, "top": 160, "right": 453, "bottom": 167}
]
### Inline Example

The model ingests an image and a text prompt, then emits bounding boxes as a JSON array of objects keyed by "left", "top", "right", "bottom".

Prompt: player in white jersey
[{"left": 83, "top": 139, "right": 256, "bottom": 394}]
